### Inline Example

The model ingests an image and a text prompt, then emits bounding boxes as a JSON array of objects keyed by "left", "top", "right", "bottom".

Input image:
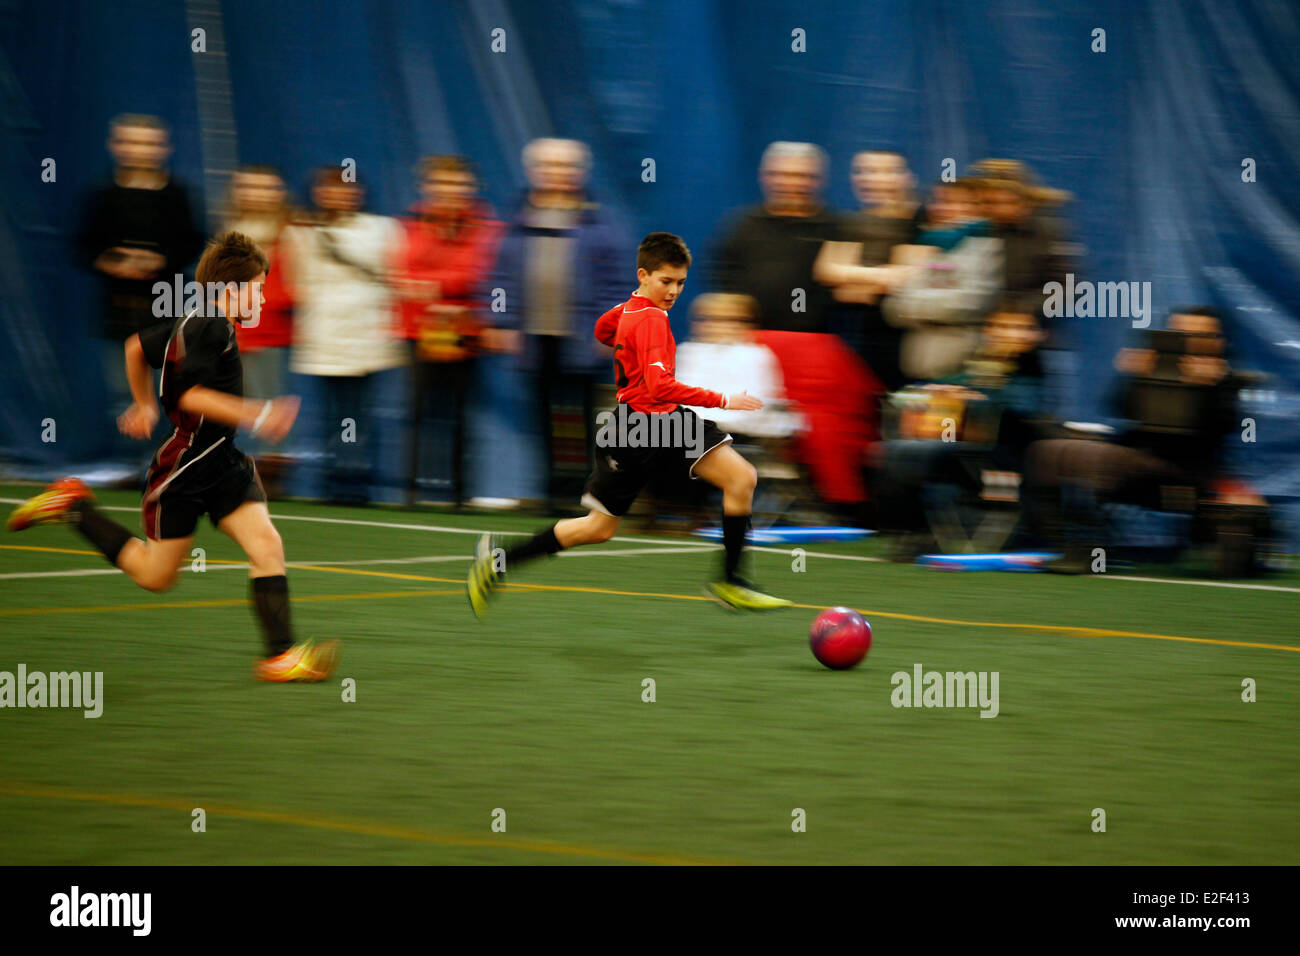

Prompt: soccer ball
[{"left": 809, "top": 607, "right": 872, "bottom": 670}]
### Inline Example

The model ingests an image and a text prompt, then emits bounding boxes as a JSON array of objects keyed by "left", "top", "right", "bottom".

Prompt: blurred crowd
[{"left": 76, "top": 114, "right": 1272, "bottom": 573}]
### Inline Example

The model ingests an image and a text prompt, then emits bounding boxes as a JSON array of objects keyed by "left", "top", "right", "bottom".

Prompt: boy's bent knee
[
  {"left": 139, "top": 567, "right": 179, "bottom": 593},
  {"left": 731, "top": 461, "right": 758, "bottom": 496},
  {"left": 586, "top": 517, "right": 618, "bottom": 544},
  {"left": 581, "top": 512, "right": 619, "bottom": 544},
  {"left": 247, "top": 527, "right": 285, "bottom": 567}
]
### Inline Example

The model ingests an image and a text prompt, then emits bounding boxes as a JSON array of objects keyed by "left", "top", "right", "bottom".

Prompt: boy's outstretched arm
[
  {"left": 117, "top": 334, "right": 160, "bottom": 439},
  {"left": 642, "top": 358, "right": 764, "bottom": 411},
  {"left": 177, "top": 387, "right": 300, "bottom": 444}
]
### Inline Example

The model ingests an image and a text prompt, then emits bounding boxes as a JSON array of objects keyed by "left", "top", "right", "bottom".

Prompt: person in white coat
[
  {"left": 884, "top": 179, "right": 1003, "bottom": 383},
  {"left": 676, "top": 293, "right": 801, "bottom": 439},
  {"left": 281, "top": 166, "right": 407, "bottom": 502}
]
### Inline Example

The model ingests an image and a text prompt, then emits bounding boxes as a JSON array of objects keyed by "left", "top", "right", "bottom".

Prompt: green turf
[{"left": 0, "top": 482, "right": 1297, "bottom": 865}]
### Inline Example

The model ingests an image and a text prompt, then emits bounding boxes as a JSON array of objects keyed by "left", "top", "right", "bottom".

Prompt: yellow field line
[
  {"left": 3, "top": 550, "right": 1297, "bottom": 654},
  {"left": 293, "top": 564, "right": 462, "bottom": 584},
  {"left": 496, "top": 583, "right": 1300, "bottom": 653},
  {"left": 1, "top": 544, "right": 109, "bottom": 557},
  {"left": 792, "top": 606, "right": 1300, "bottom": 653},
  {"left": 0, "top": 589, "right": 460, "bottom": 617},
  {"left": 0, "top": 782, "right": 738, "bottom": 866}
]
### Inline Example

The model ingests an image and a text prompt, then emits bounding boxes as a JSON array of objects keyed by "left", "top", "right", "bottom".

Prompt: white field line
[
  {"left": 1101, "top": 574, "right": 1300, "bottom": 594},
  {"left": 2, "top": 498, "right": 1297, "bottom": 594},
  {"left": 749, "top": 545, "right": 884, "bottom": 564},
  {"left": 0, "top": 568, "right": 127, "bottom": 580}
]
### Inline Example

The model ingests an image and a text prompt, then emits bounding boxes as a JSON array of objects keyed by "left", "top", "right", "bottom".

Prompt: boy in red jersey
[{"left": 468, "top": 232, "right": 790, "bottom": 614}]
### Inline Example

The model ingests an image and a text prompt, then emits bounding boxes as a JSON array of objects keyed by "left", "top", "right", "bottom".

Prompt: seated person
[
  {"left": 676, "top": 293, "right": 802, "bottom": 439},
  {"left": 1025, "top": 307, "right": 1244, "bottom": 570},
  {"left": 948, "top": 302, "right": 1048, "bottom": 459},
  {"left": 874, "top": 306, "right": 1047, "bottom": 547},
  {"left": 639, "top": 294, "right": 803, "bottom": 525}
]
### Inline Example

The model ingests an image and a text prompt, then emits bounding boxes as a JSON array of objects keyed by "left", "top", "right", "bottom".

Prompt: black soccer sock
[
  {"left": 70, "top": 500, "right": 135, "bottom": 567},
  {"left": 722, "top": 512, "right": 750, "bottom": 582},
  {"left": 503, "top": 525, "right": 563, "bottom": 573},
  {"left": 251, "top": 575, "right": 294, "bottom": 658}
]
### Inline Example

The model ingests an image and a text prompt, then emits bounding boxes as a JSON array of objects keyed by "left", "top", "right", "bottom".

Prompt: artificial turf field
[{"left": 0, "top": 481, "right": 1297, "bottom": 866}]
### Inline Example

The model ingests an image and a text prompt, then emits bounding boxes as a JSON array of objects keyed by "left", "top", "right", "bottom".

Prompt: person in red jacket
[
  {"left": 467, "top": 232, "right": 790, "bottom": 614},
  {"left": 396, "top": 155, "right": 505, "bottom": 506},
  {"left": 225, "top": 165, "right": 295, "bottom": 462}
]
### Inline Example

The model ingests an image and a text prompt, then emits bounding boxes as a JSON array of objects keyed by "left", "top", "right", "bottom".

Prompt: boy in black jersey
[{"left": 7, "top": 232, "right": 339, "bottom": 682}]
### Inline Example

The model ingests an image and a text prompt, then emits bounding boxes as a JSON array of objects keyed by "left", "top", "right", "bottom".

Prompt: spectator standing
[
  {"left": 492, "top": 138, "right": 631, "bottom": 510},
  {"left": 968, "top": 160, "right": 1077, "bottom": 343},
  {"left": 970, "top": 160, "right": 1079, "bottom": 416},
  {"left": 883, "top": 180, "right": 1003, "bottom": 381},
  {"left": 396, "top": 156, "right": 504, "bottom": 506},
  {"left": 280, "top": 167, "right": 406, "bottom": 503},
  {"left": 713, "top": 142, "right": 841, "bottom": 334},
  {"left": 222, "top": 165, "right": 295, "bottom": 463},
  {"left": 814, "top": 149, "right": 920, "bottom": 391},
  {"left": 76, "top": 113, "right": 205, "bottom": 460}
]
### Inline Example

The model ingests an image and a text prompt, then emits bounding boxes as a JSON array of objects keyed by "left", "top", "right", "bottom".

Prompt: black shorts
[
  {"left": 141, "top": 442, "right": 266, "bottom": 540},
  {"left": 581, "top": 405, "right": 732, "bottom": 517}
]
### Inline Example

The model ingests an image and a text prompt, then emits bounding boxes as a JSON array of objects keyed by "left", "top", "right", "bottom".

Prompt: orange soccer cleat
[
  {"left": 254, "top": 640, "right": 342, "bottom": 683},
  {"left": 6, "top": 477, "right": 95, "bottom": 531}
]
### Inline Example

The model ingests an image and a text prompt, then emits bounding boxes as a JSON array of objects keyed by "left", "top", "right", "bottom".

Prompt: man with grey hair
[
  {"left": 712, "top": 141, "right": 842, "bottom": 333},
  {"left": 492, "top": 137, "right": 631, "bottom": 511}
]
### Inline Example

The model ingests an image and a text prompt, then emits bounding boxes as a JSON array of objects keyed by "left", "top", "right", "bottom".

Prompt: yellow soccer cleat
[
  {"left": 466, "top": 533, "right": 502, "bottom": 620},
  {"left": 706, "top": 577, "right": 793, "bottom": 611},
  {"left": 254, "top": 640, "right": 341, "bottom": 683},
  {"left": 6, "top": 477, "right": 94, "bottom": 532}
]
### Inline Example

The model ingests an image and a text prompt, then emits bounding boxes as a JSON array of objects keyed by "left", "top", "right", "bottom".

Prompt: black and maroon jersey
[{"left": 138, "top": 310, "right": 244, "bottom": 497}]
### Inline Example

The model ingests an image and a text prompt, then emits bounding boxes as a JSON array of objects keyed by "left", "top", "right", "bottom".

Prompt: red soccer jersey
[{"left": 593, "top": 293, "right": 725, "bottom": 414}]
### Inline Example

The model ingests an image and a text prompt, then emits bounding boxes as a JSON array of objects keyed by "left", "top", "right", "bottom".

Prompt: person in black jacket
[
  {"left": 969, "top": 163, "right": 1077, "bottom": 348},
  {"left": 712, "top": 142, "right": 842, "bottom": 334},
  {"left": 814, "top": 149, "right": 921, "bottom": 391},
  {"left": 1025, "top": 308, "right": 1243, "bottom": 571},
  {"left": 76, "top": 114, "right": 206, "bottom": 458}
]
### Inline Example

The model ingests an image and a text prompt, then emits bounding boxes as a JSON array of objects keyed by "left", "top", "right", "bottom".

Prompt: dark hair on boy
[
  {"left": 196, "top": 231, "right": 270, "bottom": 286},
  {"left": 637, "top": 232, "right": 692, "bottom": 273}
]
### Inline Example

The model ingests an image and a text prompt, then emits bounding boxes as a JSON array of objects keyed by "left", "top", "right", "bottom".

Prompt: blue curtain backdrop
[{"left": 3, "top": 0, "right": 1298, "bottom": 535}]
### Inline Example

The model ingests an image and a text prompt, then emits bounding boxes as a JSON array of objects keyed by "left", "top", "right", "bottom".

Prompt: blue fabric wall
[{"left": 3, "top": 0, "right": 1298, "bottom": 534}]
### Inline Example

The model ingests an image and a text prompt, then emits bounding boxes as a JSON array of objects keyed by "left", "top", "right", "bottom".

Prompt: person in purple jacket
[{"left": 491, "top": 138, "right": 632, "bottom": 512}]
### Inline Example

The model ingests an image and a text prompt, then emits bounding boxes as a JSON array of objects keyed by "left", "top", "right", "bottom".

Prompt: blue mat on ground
[
  {"left": 916, "top": 552, "right": 1062, "bottom": 572},
  {"left": 692, "top": 526, "right": 874, "bottom": 545}
]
